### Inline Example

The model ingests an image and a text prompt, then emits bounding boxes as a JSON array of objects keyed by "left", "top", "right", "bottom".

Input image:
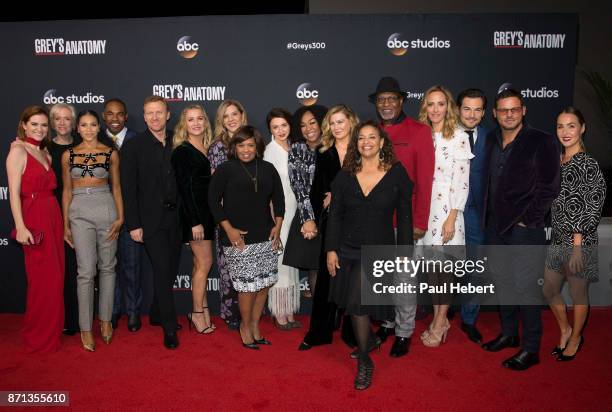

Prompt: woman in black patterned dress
[{"left": 543, "top": 107, "right": 606, "bottom": 361}]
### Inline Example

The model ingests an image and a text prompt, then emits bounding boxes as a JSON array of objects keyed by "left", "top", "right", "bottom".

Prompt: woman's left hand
[
  {"left": 441, "top": 215, "right": 456, "bottom": 244},
  {"left": 323, "top": 192, "right": 332, "bottom": 209},
  {"left": 106, "top": 219, "right": 123, "bottom": 241},
  {"left": 568, "top": 246, "right": 584, "bottom": 274},
  {"left": 269, "top": 226, "right": 282, "bottom": 250}
]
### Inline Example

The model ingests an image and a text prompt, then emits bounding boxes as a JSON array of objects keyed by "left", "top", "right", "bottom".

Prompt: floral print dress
[
  {"left": 416, "top": 129, "right": 473, "bottom": 246},
  {"left": 207, "top": 139, "right": 240, "bottom": 324}
]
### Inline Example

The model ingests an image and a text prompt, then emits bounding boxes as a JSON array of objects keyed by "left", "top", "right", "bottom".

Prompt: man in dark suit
[
  {"left": 456, "top": 89, "right": 488, "bottom": 344},
  {"left": 481, "top": 88, "right": 560, "bottom": 370},
  {"left": 102, "top": 98, "right": 143, "bottom": 333},
  {"left": 121, "top": 96, "right": 182, "bottom": 349}
]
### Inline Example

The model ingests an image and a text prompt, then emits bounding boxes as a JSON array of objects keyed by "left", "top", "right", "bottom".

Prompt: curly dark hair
[{"left": 343, "top": 120, "right": 397, "bottom": 174}]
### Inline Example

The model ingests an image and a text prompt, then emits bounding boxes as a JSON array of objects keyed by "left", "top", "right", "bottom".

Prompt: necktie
[{"left": 466, "top": 130, "right": 475, "bottom": 152}]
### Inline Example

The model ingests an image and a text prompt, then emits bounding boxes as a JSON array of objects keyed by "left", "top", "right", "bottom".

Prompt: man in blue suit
[
  {"left": 102, "top": 98, "right": 143, "bottom": 332},
  {"left": 456, "top": 89, "right": 488, "bottom": 344}
]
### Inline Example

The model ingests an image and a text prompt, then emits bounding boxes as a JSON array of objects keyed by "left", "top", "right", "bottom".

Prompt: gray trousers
[
  {"left": 382, "top": 229, "right": 417, "bottom": 338},
  {"left": 69, "top": 186, "right": 117, "bottom": 331},
  {"left": 383, "top": 269, "right": 418, "bottom": 338}
]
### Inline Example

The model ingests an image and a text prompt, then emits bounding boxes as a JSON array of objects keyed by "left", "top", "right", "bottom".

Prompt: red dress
[{"left": 20, "top": 151, "right": 64, "bottom": 353}]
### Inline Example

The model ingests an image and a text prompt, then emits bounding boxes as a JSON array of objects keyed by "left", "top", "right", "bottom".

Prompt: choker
[{"left": 25, "top": 137, "right": 42, "bottom": 146}]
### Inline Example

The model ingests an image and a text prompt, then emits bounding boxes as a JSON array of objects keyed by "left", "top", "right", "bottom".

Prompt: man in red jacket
[{"left": 369, "top": 77, "right": 435, "bottom": 357}]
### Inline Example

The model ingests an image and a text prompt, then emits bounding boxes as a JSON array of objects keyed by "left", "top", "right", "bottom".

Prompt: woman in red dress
[{"left": 6, "top": 106, "right": 64, "bottom": 353}]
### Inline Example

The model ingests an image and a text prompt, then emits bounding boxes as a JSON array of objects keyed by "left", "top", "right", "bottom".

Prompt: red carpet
[{"left": 1, "top": 309, "right": 611, "bottom": 411}]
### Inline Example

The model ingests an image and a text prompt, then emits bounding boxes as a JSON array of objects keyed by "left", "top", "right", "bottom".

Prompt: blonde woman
[
  {"left": 207, "top": 99, "right": 248, "bottom": 330},
  {"left": 299, "top": 104, "right": 360, "bottom": 350},
  {"left": 171, "top": 105, "right": 216, "bottom": 334},
  {"left": 417, "top": 85, "right": 473, "bottom": 347}
]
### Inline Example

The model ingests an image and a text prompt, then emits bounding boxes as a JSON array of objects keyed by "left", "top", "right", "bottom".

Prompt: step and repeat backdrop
[{"left": 0, "top": 13, "right": 577, "bottom": 313}]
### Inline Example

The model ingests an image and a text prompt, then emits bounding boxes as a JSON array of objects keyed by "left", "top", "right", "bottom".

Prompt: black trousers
[
  {"left": 144, "top": 211, "right": 182, "bottom": 333},
  {"left": 63, "top": 241, "right": 79, "bottom": 331},
  {"left": 486, "top": 223, "right": 546, "bottom": 353}
]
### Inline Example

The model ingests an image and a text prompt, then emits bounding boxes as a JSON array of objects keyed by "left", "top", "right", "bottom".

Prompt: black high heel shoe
[
  {"left": 354, "top": 356, "right": 374, "bottom": 390},
  {"left": 239, "top": 326, "right": 259, "bottom": 350},
  {"left": 187, "top": 309, "right": 214, "bottom": 334},
  {"left": 254, "top": 337, "right": 272, "bottom": 345},
  {"left": 551, "top": 327, "right": 572, "bottom": 357},
  {"left": 350, "top": 336, "right": 382, "bottom": 359},
  {"left": 298, "top": 341, "right": 312, "bottom": 351},
  {"left": 557, "top": 336, "right": 584, "bottom": 361}
]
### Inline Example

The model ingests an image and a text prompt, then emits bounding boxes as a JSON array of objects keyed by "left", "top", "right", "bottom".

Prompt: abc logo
[
  {"left": 43, "top": 89, "right": 64, "bottom": 104},
  {"left": 177, "top": 36, "right": 199, "bottom": 59},
  {"left": 296, "top": 83, "right": 319, "bottom": 106},
  {"left": 498, "top": 82, "right": 514, "bottom": 94},
  {"left": 387, "top": 33, "right": 409, "bottom": 56}
]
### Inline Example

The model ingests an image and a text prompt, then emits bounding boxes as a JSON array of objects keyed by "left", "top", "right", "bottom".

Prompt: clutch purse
[{"left": 10, "top": 228, "right": 44, "bottom": 246}]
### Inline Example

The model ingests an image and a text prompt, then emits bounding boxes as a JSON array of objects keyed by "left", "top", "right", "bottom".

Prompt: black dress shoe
[
  {"left": 390, "top": 337, "right": 411, "bottom": 358},
  {"left": 375, "top": 326, "right": 395, "bottom": 343},
  {"left": 127, "top": 314, "right": 142, "bottom": 332},
  {"left": 62, "top": 328, "right": 78, "bottom": 336},
  {"left": 502, "top": 349, "right": 539, "bottom": 370},
  {"left": 111, "top": 314, "right": 120, "bottom": 330},
  {"left": 163, "top": 331, "right": 179, "bottom": 350},
  {"left": 460, "top": 322, "right": 483, "bottom": 344},
  {"left": 482, "top": 334, "right": 520, "bottom": 352}
]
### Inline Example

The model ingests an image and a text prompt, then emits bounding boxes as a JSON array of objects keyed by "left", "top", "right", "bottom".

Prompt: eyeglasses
[
  {"left": 376, "top": 95, "right": 400, "bottom": 104},
  {"left": 495, "top": 107, "right": 523, "bottom": 115}
]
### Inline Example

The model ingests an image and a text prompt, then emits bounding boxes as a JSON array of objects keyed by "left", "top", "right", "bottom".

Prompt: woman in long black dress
[
  {"left": 48, "top": 103, "right": 79, "bottom": 335},
  {"left": 172, "top": 104, "right": 216, "bottom": 334},
  {"left": 543, "top": 107, "right": 606, "bottom": 361},
  {"left": 208, "top": 126, "right": 285, "bottom": 348},
  {"left": 327, "top": 120, "right": 413, "bottom": 389},
  {"left": 298, "top": 104, "right": 359, "bottom": 350}
]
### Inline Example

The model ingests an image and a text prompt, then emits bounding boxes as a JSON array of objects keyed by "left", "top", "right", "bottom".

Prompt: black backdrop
[{"left": 0, "top": 13, "right": 577, "bottom": 313}]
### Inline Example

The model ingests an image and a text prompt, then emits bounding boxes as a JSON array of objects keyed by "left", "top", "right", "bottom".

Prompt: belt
[
  {"left": 21, "top": 190, "right": 54, "bottom": 199},
  {"left": 72, "top": 186, "right": 111, "bottom": 195}
]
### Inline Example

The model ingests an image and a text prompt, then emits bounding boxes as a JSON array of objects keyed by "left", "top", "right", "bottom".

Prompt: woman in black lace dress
[{"left": 543, "top": 107, "right": 606, "bottom": 361}]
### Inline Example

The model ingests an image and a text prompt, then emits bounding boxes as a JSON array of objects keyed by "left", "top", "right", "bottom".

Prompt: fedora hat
[{"left": 369, "top": 76, "right": 408, "bottom": 103}]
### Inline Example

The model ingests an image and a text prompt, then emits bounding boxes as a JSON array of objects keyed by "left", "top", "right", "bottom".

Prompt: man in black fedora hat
[{"left": 369, "top": 76, "right": 435, "bottom": 358}]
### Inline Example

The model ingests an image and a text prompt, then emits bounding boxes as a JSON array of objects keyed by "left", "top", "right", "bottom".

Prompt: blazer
[
  {"left": 483, "top": 124, "right": 560, "bottom": 234},
  {"left": 120, "top": 128, "right": 177, "bottom": 238},
  {"left": 465, "top": 124, "right": 488, "bottom": 217}
]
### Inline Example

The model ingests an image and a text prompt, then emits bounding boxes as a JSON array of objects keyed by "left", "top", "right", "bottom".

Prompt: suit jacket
[
  {"left": 465, "top": 124, "right": 488, "bottom": 218},
  {"left": 98, "top": 128, "right": 137, "bottom": 150},
  {"left": 120, "top": 128, "right": 176, "bottom": 238},
  {"left": 483, "top": 124, "right": 560, "bottom": 234}
]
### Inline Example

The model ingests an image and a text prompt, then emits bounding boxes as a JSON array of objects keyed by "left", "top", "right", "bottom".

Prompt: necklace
[{"left": 240, "top": 159, "right": 258, "bottom": 192}]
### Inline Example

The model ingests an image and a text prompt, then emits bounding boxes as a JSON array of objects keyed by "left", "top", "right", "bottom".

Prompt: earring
[
  {"left": 357, "top": 155, "right": 362, "bottom": 165},
  {"left": 379, "top": 151, "right": 384, "bottom": 161}
]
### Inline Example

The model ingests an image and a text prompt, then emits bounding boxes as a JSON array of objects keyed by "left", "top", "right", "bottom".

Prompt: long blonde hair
[
  {"left": 320, "top": 104, "right": 360, "bottom": 153},
  {"left": 213, "top": 99, "right": 248, "bottom": 148},
  {"left": 418, "top": 85, "right": 458, "bottom": 140},
  {"left": 173, "top": 105, "right": 213, "bottom": 150}
]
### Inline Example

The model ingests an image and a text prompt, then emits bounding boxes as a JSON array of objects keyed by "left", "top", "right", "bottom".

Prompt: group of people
[{"left": 6, "top": 76, "right": 606, "bottom": 390}]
